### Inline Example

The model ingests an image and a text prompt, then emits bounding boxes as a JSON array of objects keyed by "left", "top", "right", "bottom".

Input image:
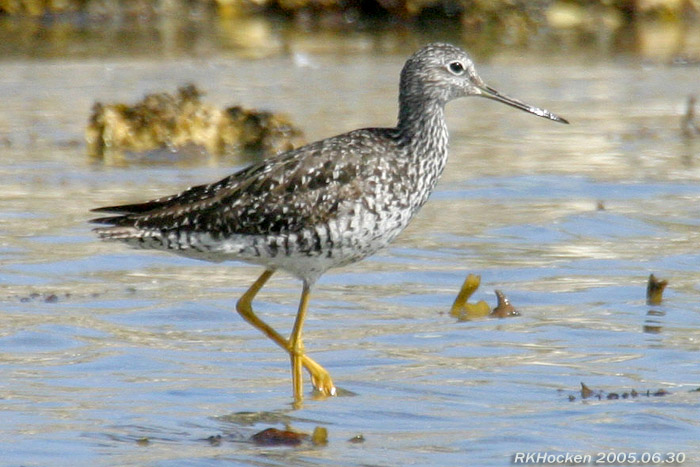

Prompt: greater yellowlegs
[{"left": 92, "top": 43, "right": 568, "bottom": 403}]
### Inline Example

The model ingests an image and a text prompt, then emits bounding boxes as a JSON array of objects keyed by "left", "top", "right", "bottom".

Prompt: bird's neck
[
  {"left": 395, "top": 97, "right": 450, "bottom": 210},
  {"left": 396, "top": 97, "right": 449, "bottom": 158}
]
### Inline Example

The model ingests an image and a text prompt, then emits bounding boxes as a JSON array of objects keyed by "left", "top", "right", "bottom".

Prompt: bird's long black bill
[{"left": 478, "top": 85, "right": 569, "bottom": 124}]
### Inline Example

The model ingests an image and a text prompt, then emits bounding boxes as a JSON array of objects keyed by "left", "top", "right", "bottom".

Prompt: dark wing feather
[
  {"left": 92, "top": 128, "right": 399, "bottom": 238},
  {"left": 90, "top": 163, "right": 261, "bottom": 217},
  {"left": 90, "top": 185, "right": 211, "bottom": 215}
]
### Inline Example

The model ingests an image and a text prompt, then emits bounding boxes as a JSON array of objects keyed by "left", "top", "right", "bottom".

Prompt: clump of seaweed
[
  {"left": 646, "top": 273, "right": 668, "bottom": 306},
  {"left": 450, "top": 274, "right": 520, "bottom": 321},
  {"left": 644, "top": 273, "right": 668, "bottom": 333}
]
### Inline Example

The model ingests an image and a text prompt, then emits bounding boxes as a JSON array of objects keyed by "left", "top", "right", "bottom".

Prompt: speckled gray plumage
[{"left": 92, "top": 43, "right": 566, "bottom": 285}]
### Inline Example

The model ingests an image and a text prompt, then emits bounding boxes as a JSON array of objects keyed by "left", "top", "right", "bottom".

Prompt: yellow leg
[
  {"left": 235, "top": 270, "right": 336, "bottom": 398},
  {"left": 289, "top": 283, "right": 311, "bottom": 403}
]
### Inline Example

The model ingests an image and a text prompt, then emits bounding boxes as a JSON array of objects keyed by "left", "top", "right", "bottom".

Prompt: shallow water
[{"left": 1, "top": 26, "right": 700, "bottom": 466}]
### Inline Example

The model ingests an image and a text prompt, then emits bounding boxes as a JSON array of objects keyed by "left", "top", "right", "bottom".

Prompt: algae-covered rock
[{"left": 86, "top": 84, "right": 305, "bottom": 159}]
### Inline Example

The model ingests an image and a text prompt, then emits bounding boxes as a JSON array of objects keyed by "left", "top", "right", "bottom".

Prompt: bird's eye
[{"left": 448, "top": 61, "right": 465, "bottom": 75}]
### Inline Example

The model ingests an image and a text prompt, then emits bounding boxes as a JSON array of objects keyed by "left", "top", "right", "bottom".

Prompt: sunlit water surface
[{"left": 1, "top": 34, "right": 700, "bottom": 466}]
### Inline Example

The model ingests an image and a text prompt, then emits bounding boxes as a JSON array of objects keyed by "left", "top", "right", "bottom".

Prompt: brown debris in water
[
  {"left": 646, "top": 274, "right": 668, "bottom": 305},
  {"left": 491, "top": 290, "right": 520, "bottom": 318},
  {"left": 250, "top": 425, "right": 328, "bottom": 447},
  {"left": 348, "top": 434, "right": 365, "bottom": 443},
  {"left": 86, "top": 84, "right": 305, "bottom": 159},
  {"left": 251, "top": 427, "right": 308, "bottom": 446},
  {"left": 136, "top": 437, "right": 150, "bottom": 446},
  {"left": 682, "top": 95, "right": 700, "bottom": 137},
  {"left": 570, "top": 383, "right": 672, "bottom": 402},
  {"left": 17, "top": 291, "right": 72, "bottom": 303},
  {"left": 580, "top": 382, "right": 594, "bottom": 399},
  {"left": 451, "top": 274, "right": 520, "bottom": 321}
]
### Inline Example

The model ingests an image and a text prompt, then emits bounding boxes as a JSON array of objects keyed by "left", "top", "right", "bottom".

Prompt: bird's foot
[
  {"left": 301, "top": 355, "right": 336, "bottom": 396},
  {"left": 310, "top": 369, "right": 336, "bottom": 396}
]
